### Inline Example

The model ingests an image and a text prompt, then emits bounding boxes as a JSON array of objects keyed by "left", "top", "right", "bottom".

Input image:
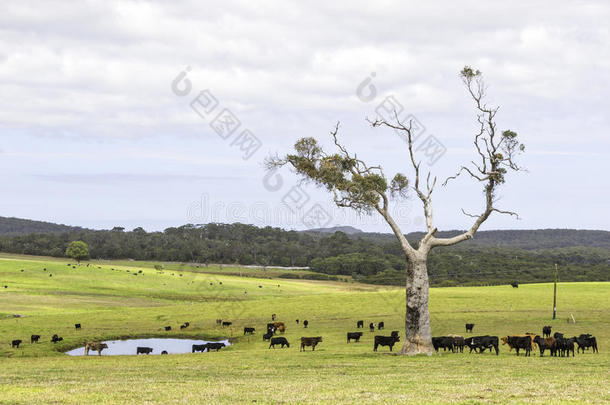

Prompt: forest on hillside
[{"left": 1, "top": 222, "right": 608, "bottom": 286}]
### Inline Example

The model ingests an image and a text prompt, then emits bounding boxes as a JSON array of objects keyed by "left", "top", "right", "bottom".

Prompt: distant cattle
[
  {"left": 378, "top": 321, "right": 385, "bottom": 330},
  {"left": 465, "top": 336, "right": 499, "bottom": 355},
  {"left": 11, "top": 339, "right": 22, "bottom": 348},
  {"left": 136, "top": 347, "right": 153, "bottom": 355},
  {"left": 269, "top": 337, "right": 290, "bottom": 349},
  {"left": 533, "top": 335, "right": 556, "bottom": 357},
  {"left": 262, "top": 332, "right": 273, "bottom": 341},
  {"left": 573, "top": 334, "right": 598, "bottom": 354},
  {"left": 295, "top": 319, "right": 299, "bottom": 324},
  {"left": 271, "top": 314, "right": 276, "bottom": 321},
  {"left": 369, "top": 323, "right": 375, "bottom": 332},
  {"left": 216, "top": 319, "right": 222, "bottom": 325},
  {"left": 192, "top": 344, "right": 207, "bottom": 353},
  {"left": 374, "top": 335, "right": 400, "bottom": 352},
  {"left": 504, "top": 336, "right": 532, "bottom": 356},
  {"left": 347, "top": 332, "right": 363, "bottom": 343},
  {"left": 553, "top": 332, "right": 564, "bottom": 340},
  {"left": 556, "top": 337, "right": 575, "bottom": 357},
  {"left": 510, "top": 282, "right": 519, "bottom": 288},
  {"left": 51, "top": 334, "right": 63, "bottom": 343},
  {"left": 357, "top": 320, "right": 364, "bottom": 328},
  {"left": 244, "top": 327, "right": 255, "bottom": 335},
  {"left": 180, "top": 324, "right": 188, "bottom": 330},
  {"left": 184, "top": 322, "right": 190, "bottom": 327},
  {"left": 542, "top": 326, "right": 552, "bottom": 338},
  {"left": 501, "top": 334, "right": 536, "bottom": 352},
  {"left": 161, "top": 351, "right": 168, "bottom": 355},
  {"left": 266, "top": 323, "right": 277, "bottom": 334},
  {"left": 31, "top": 335, "right": 41, "bottom": 343},
  {"left": 449, "top": 335, "right": 465, "bottom": 353},
  {"left": 84, "top": 342, "right": 108, "bottom": 356},
  {"left": 164, "top": 326, "right": 172, "bottom": 331},
  {"left": 205, "top": 342, "right": 226, "bottom": 351},
  {"left": 432, "top": 337, "right": 454, "bottom": 352},
  {"left": 303, "top": 320, "right": 309, "bottom": 328},
  {"left": 222, "top": 321, "right": 232, "bottom": 327},
  {"left": 300, "top": 336, "right": 322, "bottom": 351},
  {"left": 274, "top": 322, "right": 285, "bottom": 333},
  {"left": 465, "top": 323, "right": 475, "bottom": 333}
]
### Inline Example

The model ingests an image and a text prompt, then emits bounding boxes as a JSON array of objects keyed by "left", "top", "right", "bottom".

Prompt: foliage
[{"left": 65, "top": 241, "right": 90, "bottom": 263}]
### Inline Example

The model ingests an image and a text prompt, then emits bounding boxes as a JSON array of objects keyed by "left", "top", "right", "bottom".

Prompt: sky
[{"left": 1, "top": 0, "right": 609, "bottom": 233}]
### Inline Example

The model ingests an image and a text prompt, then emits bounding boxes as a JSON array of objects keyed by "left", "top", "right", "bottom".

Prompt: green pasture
[{"left": 0, "top": 254, "right": 608, "bottom": 404}]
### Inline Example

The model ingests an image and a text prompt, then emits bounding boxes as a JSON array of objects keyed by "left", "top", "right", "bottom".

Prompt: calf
[
  {"left": 31, "top": 335, "right": 41, "bottom": 343},
  {"left": 465, "top": 323, "right": 475, "bottom": 333},
  {"left": 369, "top": 323, "right": 375, "bottom": 332},
  {"left": 295, "top": 319, "right": 299, "bottom": 324},
  {"left": 347, "top": 332, "right": 363, "bottom": 343},
  {"left": 542, "top": 325, "right": 552, "bottom": 338},
  {"left": 221, "top": 321, "right": 232, "bottom": 327},
  {"left": 164, "top": 326, "right": 172, "bottom": 331},
  {"left": 51, "top": 334, "right": 63, "bottom": 343},
  {"left": 510, "top": 282, "right": 519, "bottom": 288},
  {"left": 271, "top": 313, "right": 276, "bottom": 321},
  {"left": 262, "top": 332, "right": 273, "bottom": 341},
  {"left": 216, "top": 319, "right": 222, "bottom": 325},
  {"left": 432, "top": 337, "right": 454, "bottom": 352},
  {"left": 378, "top": 321, "right": 385, "bottom": 330},
  {"left": 448, "top": 335, "right": 465, "bottom": 353},
  {"left": 374, "top": 335, "right": 400, "bottom": 352},
  {"left": 573, "top": 334, "right": 598, "bottom": 354},
  {"left": 184, "top": 322, "right": 190, "bottom": 327},
  {"left": 192, "top": 344, "right": 207, "bottom": 353},
  {"left": 205, "top": 342, "right": 226, "bottom": 351},
  {"left": 505, "top": 336, "right": 532, "bottom": 356},
  {"left": 136, "top": 347, "right": 153, "bottom": 355},
  {"left": 556, "top": 337, "right": 575, "bottom": 357},
  {"left": 533, "top": 335, "right": 556, "bottom": 357},
  {"left": 180, "top": 324, "right": 188, "bottom": 330},
  {"left": 391, "top": 331, "right": 400, "bottom": 338},
  {"left": 303, "top": 320, "right": 309, "bottom": 328},
  {"left": 11, "top": 339, "right": 22, "bottom": 348},
  {"left": 269, "top": 337, "right": 290, "bottom": 348},
  {"left": 357, "top": 320, "right": 364, "bottom": 328},
  {"left": 244, "top": 327, "right": 255, "bottom": 335},
  {"left": 74, "top": 323, "right": 81, "bottom": 330},
  {"left": 465, "top": 336, "right": 499, "bottom": 355},
  {"left": 300, "top": 336, "right": 323, "bottom": 351}
]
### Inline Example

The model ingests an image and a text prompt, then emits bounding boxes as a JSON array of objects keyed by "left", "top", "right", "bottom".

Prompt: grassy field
[{"left": 0, "top": 253, "right": 608, "bottom": 404}]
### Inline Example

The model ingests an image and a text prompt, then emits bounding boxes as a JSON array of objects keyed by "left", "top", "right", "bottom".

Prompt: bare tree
[{"left": 266, "top": 67, "right": 524, "bottom": 355}]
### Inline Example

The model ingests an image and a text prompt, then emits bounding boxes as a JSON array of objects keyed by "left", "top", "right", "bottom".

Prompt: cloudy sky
[{"left": 1, "top": 0, "right": 608, "bottom": 232}]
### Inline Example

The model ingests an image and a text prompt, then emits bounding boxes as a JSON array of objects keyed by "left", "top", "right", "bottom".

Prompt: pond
[{"left": 65, "top": 338, "right": 230, "bottom": 356}]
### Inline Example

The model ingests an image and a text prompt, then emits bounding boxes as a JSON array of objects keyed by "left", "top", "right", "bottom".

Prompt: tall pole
[{"left": 552, "top": 263, "right": 558, "bottom": 320}]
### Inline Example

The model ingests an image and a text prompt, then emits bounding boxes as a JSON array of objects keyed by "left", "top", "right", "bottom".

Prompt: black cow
[
  {"left": 300, "top": 337, "right": 322, "bottom": 351},
  {"left": 266, "top": 323, "right": 277, "bottom": 334},
  {"left": 465, "top": 336, "right": 499, "bottom": 355},
  {"left": 347, "top": 332, "right": 363, "bottom": 343},
  {"left": 161, "top": 351, "right": 168, "bottom": 355},
  {"left": 269, "top": 337, "right": 290, "bottom": 348},
  {"left": 374, "top": 335, "right": 400, "bottom": 352},
  {"left": 573, "top": 334, "right": 598, "bottom": 353},
  {"left": 378, "top": 321, "right": 385, "bottom": 330},
  {"left": 192, "top": 344, "right": 207, "bottom": 353},
  {"left": 303, "top": 320, "right": 309, "bottom": 328},
  {"left": 533, "top": 336, "right": 556, "bottom": 357},
  {"left": 391, "top": 331, "right": 400, "bottom": 339},
  {"left": 164, "top": 326, "right": 172, "bottom": 331},
  {"left": 51, "top": 334, "right": 63, "bottom": 343},
  {"left": 510, "top": 282, "right": 519, "bottom": 288},
  {"left": 553, "top": 332, "right": 564, "bottom": 340},
  {"left": 295, "top": 319, "right": 299, "bottom": 324},
  {"left": 556, "top": 337, "right": 575, "bottom": 357},
  {"left": 184, "top": 322, "right": 190, "bottom": 327},
  {"left": 432, "top": 337, "right": 454, "bottom": 352},
  {"left": 357, "top": 320, "right": 364, "bottom": 328},
  {"left": 180, "top": 324, "right": 188, "bottom": 330},
  {"left": 221, "top": 321, "right": 232, "bottom": 327},
  {"left": 451, "top": 335, "right": 465, "bottom": 353},
  {"left": 244, "top": 327, "right": 255, "bottom": 335},
  {"left": 465, "top": 323, "right": 475, "bottom": 333},
  {"left": 75, "top": 323, "right": 81, "bottom": 330},
  {"left": 369, "top": 323, "right": 375, "bottom": 332},
  {"left": 506, "top": 336, "right": 532, "bottom": 356},
  {"left": 11, "top": 339, "right": 22, "bottom": 348},
  {"left": 206, "top": 342, "right": 226, "bottom": 351},
  {"left": 31, "top": 335, "right": 41, "bottom": 343},
  {"left": 542, "top": 326, "right": 552, "bottom": 338},
  {"left": 136, "top": 347, "right": 153, "bottom": 355},
  {"left": 262, "top": 332, "right": 273, "bottom": 341}
]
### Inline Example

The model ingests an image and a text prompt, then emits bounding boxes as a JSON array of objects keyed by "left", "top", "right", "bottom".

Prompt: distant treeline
[{"left": 0, "top": 223, "right": 608, "bottom": 286}]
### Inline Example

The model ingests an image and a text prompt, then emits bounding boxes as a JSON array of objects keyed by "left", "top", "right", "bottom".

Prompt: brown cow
[
  {"left": 274, "top": 322, "right": 286, "bottom": 333},
  {"left": 300, "top": 336, "right": 322, "bottom": 351}
]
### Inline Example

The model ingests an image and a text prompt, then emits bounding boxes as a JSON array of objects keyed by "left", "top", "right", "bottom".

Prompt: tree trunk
[{"left": 399, "top": 257, "right": 434, "bottom": 355}]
